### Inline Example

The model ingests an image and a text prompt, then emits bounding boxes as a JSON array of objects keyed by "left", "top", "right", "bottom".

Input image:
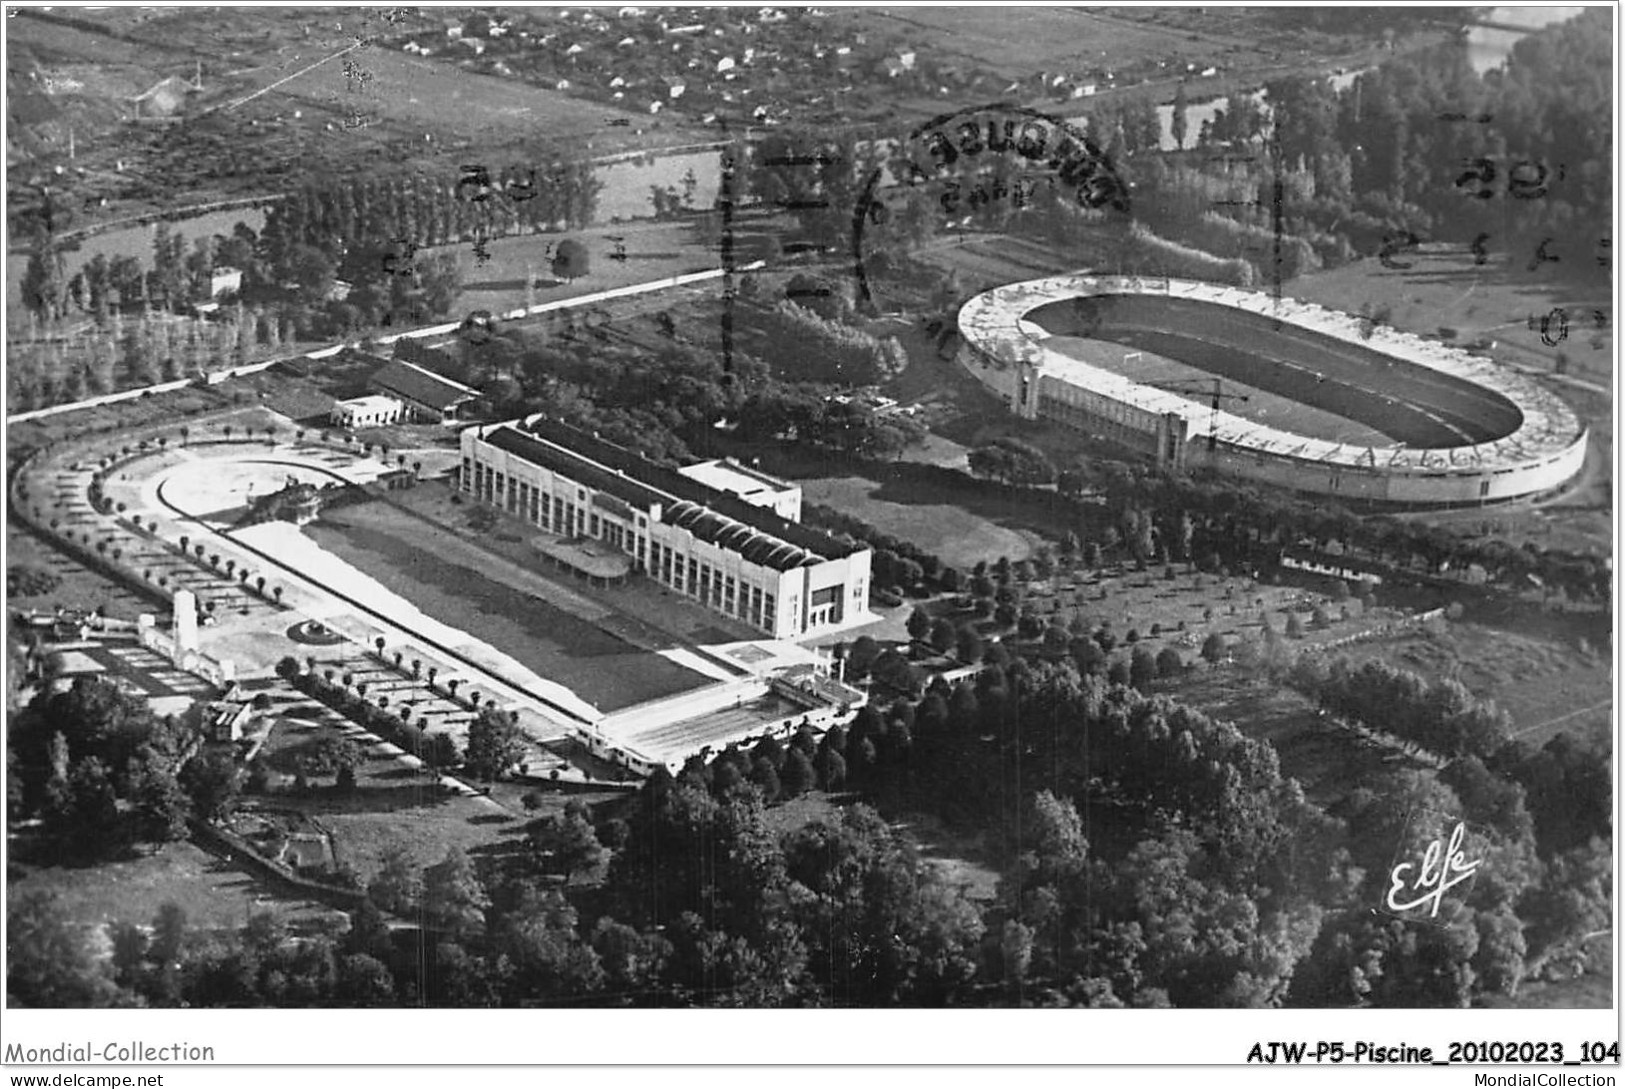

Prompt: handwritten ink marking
[
  {"left": 852, "top": 104, "right": 1130, "bottom": 310},
  {"left": 1534, "top": 307, "right": 1569, "bottom": 347},
  {"left": 1527, "top": 237, "right": 1560, "bottom": 273},
  {"left": 455, "top": 164, "right": 493, "bottom": 204},
  {"left": 717, "top": 119, "right": 739, "bottom": 387},
  {"left": 1385, "top": 821, "right": 1483, "bottom": 919},
  {"left": 1454, "top": 157, "right": 1564, "bottom": 200}
]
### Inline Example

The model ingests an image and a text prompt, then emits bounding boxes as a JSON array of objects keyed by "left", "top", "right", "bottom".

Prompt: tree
[
  {"left": 130, "top": 759, "right": 191, "bottom": 843},
  {"left": 846, "top": 635, "right": 882, "bottom": 679},
  {"left": 7, "top": 891, "right": 126, "bottom": 1007},
  {"left": 1156, "top": 646, "right": 1185, "bottom": 677},
  {"left": 781, "top": 748, "right": 816, "bottom": 798},
  {"left": 552, "top": 239, "right": 590, "bottom": 281},
  {"left": 528, "top": 806, "right": 606, "bottom": 884},
  {"left": 1285, "top": 612, "right": 1305, "bottom": 639},
  {"left": 422, "top": 732, "right": 460, "bottom": 773},
  {"left": 1129, "top": 647, "right": 1157, "bottom": 692},
  {"left": 928, "top": 617, "right": 957, "bottom": 654},
  {"left": 464, "top": 705, "right": 525, "bottom": 781},
  {"left": 367, "top": 848, "right": 423, "bottom": 916},
  {"left": 423, "top": 848, "right": 490, "bottom": 939},
  {"left": 906, "top": 607, "right": 932, "bottom": 642},
  {"left": 816, "top": 747, "right": 848, "bottom": 791},
  {"left": 178, "top": 750, "right": 239, "bottom": 823},
  {"left": 955, "top": 625, "right": 985, "bottom": 664},
  {"left": 1172, "top": 82, "right": 1190, "bottom": 150},
  {"left": 1201, "top": 632, "right": 1228, "bottom": 664},
  {"left": 335, "top": 952, "right": 396, "bottom": 1006}
]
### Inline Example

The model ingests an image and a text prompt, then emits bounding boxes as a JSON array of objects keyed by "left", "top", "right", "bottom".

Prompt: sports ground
[{"left": 1044, "top": 334, "right": 1396, "bottom": 448}]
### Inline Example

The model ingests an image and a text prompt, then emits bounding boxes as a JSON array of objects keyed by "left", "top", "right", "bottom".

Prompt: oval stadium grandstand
[{"left": 956, "top": 274, "right": 1587, "bottom": 506}]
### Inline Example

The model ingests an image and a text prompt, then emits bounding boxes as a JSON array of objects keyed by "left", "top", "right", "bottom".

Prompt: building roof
[
  {"left": 478, "top": 418, "right": 861, "bottom": 571},
  {"left": 486, "top": 425, "right": 669, "bottom": 511},
  {"left": 371, "top": 357, "right": 479, "bottom": 411},
  {"left": 527, "top": 417, "right": 859, "bottom": 562},
  {"left": 677, "top": 458, "right": 796, "bottom": 503}
]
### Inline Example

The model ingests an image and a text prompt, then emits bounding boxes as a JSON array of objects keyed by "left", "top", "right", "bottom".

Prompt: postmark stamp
[{"left": 850, "top": 103, "right": 1132, "bottom": 311}]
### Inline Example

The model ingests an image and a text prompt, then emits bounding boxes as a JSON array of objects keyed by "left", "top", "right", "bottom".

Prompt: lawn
[
  {"left": 8, "top": 841, "right": 345, "bottom": 938},
  {"left": 303, "top": 500, "right": 712, "bottom": 712},
  {"left": 446, "top": 217, "right": 726, "bottom": 319},
  {"left": 7, "top": 525, "right": 157, "bottom": 621},
  {"left": 800, "top": 475, "right": 1040, "bottom": 570}
]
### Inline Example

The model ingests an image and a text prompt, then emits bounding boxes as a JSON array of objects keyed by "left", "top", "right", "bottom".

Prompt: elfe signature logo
[{"left": 1385, "top": 821, "right": 1482, "bottom": 919}]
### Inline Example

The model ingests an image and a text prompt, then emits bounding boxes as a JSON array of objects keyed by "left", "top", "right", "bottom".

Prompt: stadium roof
[
  {"left": 957, "top": 275, "right": 1587, "bottom": 476},
  {"left": 477, "top": 418, "right": 861, "bottom": 570}
]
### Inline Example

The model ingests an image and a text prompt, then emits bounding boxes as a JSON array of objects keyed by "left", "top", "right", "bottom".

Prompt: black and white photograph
[{"left": 1, "top": 0, "right": 1616, "bottom": 1072}]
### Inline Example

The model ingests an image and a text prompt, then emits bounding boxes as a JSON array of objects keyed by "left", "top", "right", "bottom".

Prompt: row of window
[
  {"left": 467, "top": 456, "right": 783, "bottom": 632},
  {"left": 648, "top": 540, "right": 777, "bottom": 631}
]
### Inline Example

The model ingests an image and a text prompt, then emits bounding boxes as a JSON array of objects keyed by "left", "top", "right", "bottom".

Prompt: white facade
[
  {"left": 330, "top": 395, "right": 404, "bottom": 429},
  {"left": 957, "top": 275, "right": 1589, "bottom": 506},
  {"left": 461, "top": 422, "right": 871, "bottom": 641}
]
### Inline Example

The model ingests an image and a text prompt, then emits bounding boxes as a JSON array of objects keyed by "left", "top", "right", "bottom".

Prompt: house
[
  {"left": 330, "top": 394, "right": 405, "bottom": 429},
  {"left": 883, "top": 50, "right": 916, "bottom": 78},
  {"left": 278, "top": 833, "right": 332, "bottom": 873},
  {"left": 205, "top": 699, "right": 253, "bottom": 742},
  {"left": 210, "top": 266, "right": 242, "bottom": 298},
  {"left": 368, "top": 356, "right": 480, "bottom": 423}
]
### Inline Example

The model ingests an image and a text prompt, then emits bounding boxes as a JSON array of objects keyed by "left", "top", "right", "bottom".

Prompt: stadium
[{"left": 956, "top": 275, "right": 1588, "bottom": 506}]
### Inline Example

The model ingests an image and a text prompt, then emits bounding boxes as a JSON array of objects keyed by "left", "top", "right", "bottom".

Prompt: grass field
[
  {"left": 448, "top": 217, "right": 725, "bottom": 319},
  {"left": 1045, "top": 333, "right": 1397, "bottom": 446},
  {"left": 800, "top": 475, "right": 1040, "bottom": 569},
  {"left": 7, "top": 525, "right": 157, "bottom": 621},
  {"left": 304, "top": 501, "right": 711, "bottom": 712},
  {"left": 8, "top": 841, "right": 345, "bottom": 938}
]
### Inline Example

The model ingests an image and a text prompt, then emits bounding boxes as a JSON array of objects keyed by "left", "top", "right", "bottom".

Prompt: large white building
[{"left": 461, "top": 417, "right": 872, "bottom": 640}]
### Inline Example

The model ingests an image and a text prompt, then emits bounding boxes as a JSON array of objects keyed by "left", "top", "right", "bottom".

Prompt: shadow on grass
[{"left": 278, "top": 782, "right": 465, "bottom": 814}]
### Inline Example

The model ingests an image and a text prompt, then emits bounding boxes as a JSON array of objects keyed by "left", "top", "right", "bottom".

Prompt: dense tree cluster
[
  {"left": 1147, "top": 11, "right": 1610, "bottom": 279},
  {"left": 7, "top": 677, "right": 216, "bottom": 857},
  {"left": 753, "top": 298, "right": 908, "bottom": 385},
  {"left": 13, "top": 652, "right": 1609, "bottom": 1008},
  {"left": 1286, "top": 656, "right": 1511, "bottom": 760},
  {"left": 967, "top": 438, "right": 1058, "bottom": 487}
]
